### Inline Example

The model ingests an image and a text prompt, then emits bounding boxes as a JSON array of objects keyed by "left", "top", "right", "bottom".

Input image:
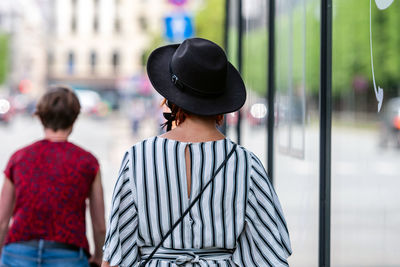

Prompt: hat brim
[{"left": 147, "top": 44, "right": 246, "bottom": 116}]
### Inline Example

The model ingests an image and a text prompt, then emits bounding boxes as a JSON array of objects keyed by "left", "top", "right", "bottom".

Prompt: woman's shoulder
[
  {"left": 119, "top": 137, "right": 159, "bottom": 162},
  {"left": 68, "top": 142, "right": 95, "bottom": 158},
  {"left": 66, "top": 142, "right": 98, "bottom": 162},
  {"left": 127, "top": 136, "right": 158, "bottom": 151},
  {"left": 232, "top": 145, "right": 268, "bottom": 175},
  {"left": 226, "top": 141, "right": 260, "bottom": 161},
  {"left": 7, "top": 140, "right": 45, "bottom": 161}
]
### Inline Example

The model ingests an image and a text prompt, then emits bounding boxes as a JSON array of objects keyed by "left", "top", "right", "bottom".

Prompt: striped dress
[{"left": 103, "top": 137, "right": 292, "bottom": 267}]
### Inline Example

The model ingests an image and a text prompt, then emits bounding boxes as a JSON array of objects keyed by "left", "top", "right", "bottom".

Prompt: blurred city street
[
  {"left": 1, "top": 114, "right": 400, "bottom": 266},
  {"left": 0, "top": 0, "right": 399, "bottom": 266},
  {"left": 274, "top": 123, "right": 400, "bottom": 266}
]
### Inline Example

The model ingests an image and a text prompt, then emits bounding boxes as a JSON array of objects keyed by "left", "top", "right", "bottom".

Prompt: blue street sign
[{"left": 164, "top": 13, "right": 194, "bottom": 42}]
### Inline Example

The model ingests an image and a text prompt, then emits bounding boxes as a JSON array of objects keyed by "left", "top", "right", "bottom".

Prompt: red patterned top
[{"left": 3, "top": 139, "right": 99, "bottom": 253}]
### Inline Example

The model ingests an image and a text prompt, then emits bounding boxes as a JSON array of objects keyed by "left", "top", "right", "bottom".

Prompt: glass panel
[
  {"left": 226, "top": 0, "right": 239, "bottom": 141},
  {"left": 331, "top": 0, "right": 400, "bottom": 265},
  {"left": 239, "top": 0, "right": 268, "bottom": 162},
  {"left": 274, "top": 0, "right": 320, "bottom": 265}
]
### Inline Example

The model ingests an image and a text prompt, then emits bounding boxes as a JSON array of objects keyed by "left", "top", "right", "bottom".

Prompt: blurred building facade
[
  {"left": 0, "top": 0, "right": 47, "bottom": 97},
  {"left": 47, "top": 0, "right": 167, "bottom": 92},
  {"left": 0, "top": 0, "right": 200, "bottom": 97}
]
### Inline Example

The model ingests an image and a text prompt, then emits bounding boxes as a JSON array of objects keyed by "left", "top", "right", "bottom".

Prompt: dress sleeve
[
  {"left": 90, "top": 155, "right": 100, "bottom": 180},
  {"left": 103, "top": 150, "right": 139, "bottom": 267},
  {"left": 3, "top": 153, "right": 16, "bottom": 183},
  {"left": 232, "top": 153, "right": 292, "bottom": 267}
]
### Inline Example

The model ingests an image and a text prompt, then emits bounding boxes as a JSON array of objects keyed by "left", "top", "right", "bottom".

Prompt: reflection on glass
[
  {"left": 274, "top": 0, "right": 320, "bottom": 266},
  {"left": 238, "top": 0, "right": 268, "bottom": 163},
  {"left": 226, "top": 0, "right": 239, "bottom": 142},
  {"left": 331, "top": 0, "right": 400, "bottom": 265}
]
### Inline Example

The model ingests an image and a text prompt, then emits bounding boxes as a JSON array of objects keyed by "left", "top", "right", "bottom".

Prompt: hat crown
[
  {"left": 170, "top": 38, "right": 227, "bottom": 96},
  {"left": 146, "top": 37, "right": 246, "bottom": 116}
]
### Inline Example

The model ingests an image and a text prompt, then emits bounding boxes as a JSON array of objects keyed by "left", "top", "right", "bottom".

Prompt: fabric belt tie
[
  {"left": 175, "top": 253, "right": 200, "bottom": 265},
  {"left": 140, "top": 247, "right": 233, "bottom": 265}
]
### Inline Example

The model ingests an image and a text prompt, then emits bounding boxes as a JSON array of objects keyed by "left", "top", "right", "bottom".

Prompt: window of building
[
  {"left": 114, "top": 17, "right": 121, "bottom": 33},
  {"left": 93, "top": 0, "right": 99, "bottom": 33},
  {"left": 138, "top": 16, "right": 148, "bottom": 31},
  {"left": 71, "top": 16, "right": 77, "bottom": 33},
  {"left": 114, "top": 0, "right": 121, "bottom": 34},
  {"left": 71, "top": 0, "right": 77, "bottom": 33},
  {"left": 90, "top": 51, "right": 97, "bottom": 74},
  {"left": 48, "top": 51, "right": 54, "bottom": 73},
  {"left": 93, "top": 16, "right": 99, "bottom": 33},
  {"left": 67, "top": 51, "right": 75, "bottom": 75},
  {"left": 112, "top": 51, "right": 120, "bottom": 74}
]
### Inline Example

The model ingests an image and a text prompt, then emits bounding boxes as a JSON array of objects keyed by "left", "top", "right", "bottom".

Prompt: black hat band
[{"left": 169, "top": 62, "right": 225, "bottom": 98}]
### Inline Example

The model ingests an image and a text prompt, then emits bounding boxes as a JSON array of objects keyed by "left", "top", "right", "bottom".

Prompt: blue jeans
[{"left": 0, "top": 241, "right": 89, "bottom": 267}]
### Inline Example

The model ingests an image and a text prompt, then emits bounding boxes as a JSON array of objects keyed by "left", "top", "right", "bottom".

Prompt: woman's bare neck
[
  {"left": 160, "top": 116, "right": 225, "bottom": 143},
  {"left": 44, "top": 128, "right": 72, "bottom": 142}
]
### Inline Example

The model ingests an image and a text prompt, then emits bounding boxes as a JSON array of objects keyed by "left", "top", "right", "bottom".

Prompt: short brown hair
[
  {"left": 162, "top": 99, "right": 224, "bottom": 128},
  {"left": 35, "top": 86, "right": 81, "bottom": 131}
]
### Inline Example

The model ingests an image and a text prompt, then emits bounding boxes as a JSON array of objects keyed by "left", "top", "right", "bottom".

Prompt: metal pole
[
  {"left": 267, "top": 0, "right": 275, "bottom": 182},
  {"left": 223, "top": 0, "right": 230, "bottom": 59},
  {"left": 236, "top": 0, "right": 243, "bottom": 145},
  {"left": 221, "top": 0, "right": 230, "bottom": 135},
  {"left": 288, "top": 2, "right": 293, "bottom": 154},
  {"left": 319, "top": 0, "right": 332, "bottom": 266}
]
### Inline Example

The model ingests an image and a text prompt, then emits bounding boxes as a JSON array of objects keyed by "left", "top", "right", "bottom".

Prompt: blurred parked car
[
  {"left": 226, "top": 111, "right": 239, "bottom": 126},
  {"left": 0, "top": 97, "right": 13, "bottom": 124},
  {"left": 12, "top": 94, "right": 32, "bottom": 114},
  {"left": 247, "top": 101, "right": 268, "bottom": 126},
  {"left": 380, "top": 97, "right": 400, "bottom": 148},
  {"left": 75, "top": 89, "right": 110, "bottom": 117},
  {"left": 99, "top": 89, "right": 120, "bottom": 110}
]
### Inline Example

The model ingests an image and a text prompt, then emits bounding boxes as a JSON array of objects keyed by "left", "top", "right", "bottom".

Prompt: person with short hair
[
  {"left": 102, "top": 38, "right": 291, "bottom": 267},
  {"left": 0, "top": 86, "right": 106, "bottom": 267}
]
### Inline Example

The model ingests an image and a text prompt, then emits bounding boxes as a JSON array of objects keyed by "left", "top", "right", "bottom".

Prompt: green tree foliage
[
  {"left": 275, "top": 0, "right": 400, "bottom": 102},
  {"left": 196, "top": 0, "right": 400, "bottom": 107},
  {"left": 331, "top": 0, "right": 400, "bottom": 106},
  {"left": 0, "top": 34, "right": 8, "bottom": 85},
  {"left": 242, "top": 31, "right": 267, "bottom": 95},
  {"left": 195, "top": 0, "right": 225, "bottom": 47},
  {"left": 332, "top": 1, "right": 371, "bottom": 96},
  {"left": 141, "top": 34, "right": 164, "bottom": 67},
  {"left": 373, "top": 2, "right": 400, "bottom": 92}
]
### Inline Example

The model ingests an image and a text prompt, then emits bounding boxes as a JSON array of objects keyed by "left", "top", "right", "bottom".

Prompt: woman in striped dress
[{"left": 102, "top": 38, "right": 292, "bottom": 267}]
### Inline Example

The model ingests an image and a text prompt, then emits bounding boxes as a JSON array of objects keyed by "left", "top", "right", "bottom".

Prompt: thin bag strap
[{"left": 139, "top": 143, "right": 238, "bottom": 267}]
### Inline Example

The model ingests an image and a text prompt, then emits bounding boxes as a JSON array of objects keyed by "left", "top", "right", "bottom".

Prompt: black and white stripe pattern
[{"left": 103, "top": 137, "right": 292, "bottom": 266}]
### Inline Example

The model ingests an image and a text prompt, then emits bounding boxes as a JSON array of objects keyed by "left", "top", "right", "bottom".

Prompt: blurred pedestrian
[
  {"left": 128, "top": 98, "right": 145, "bottom": 136},
  {"left": 102, "top": 38, "right": 291, "bottom": 267},
  {"left": 0, "top": 86, "right": 106, "bottom": 267}
]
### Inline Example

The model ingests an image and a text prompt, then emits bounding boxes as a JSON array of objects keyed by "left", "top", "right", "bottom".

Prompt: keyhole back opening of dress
[{"left": 184, "top": 145, "right": 191, "bottom": 199}]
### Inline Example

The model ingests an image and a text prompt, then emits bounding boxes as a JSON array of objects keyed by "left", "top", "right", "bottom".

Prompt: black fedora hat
[{"left": 147, "top": 38, "right": 246, "bottom": 116}]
